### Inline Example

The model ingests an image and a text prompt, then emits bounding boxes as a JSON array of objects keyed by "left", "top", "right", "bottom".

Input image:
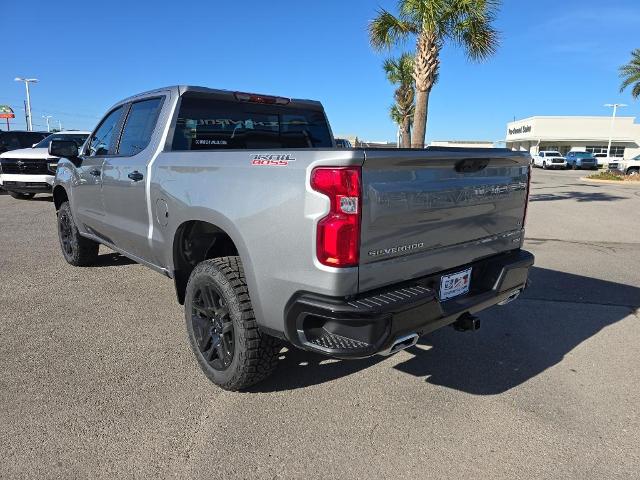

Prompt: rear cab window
[{"left": 171, "top": 94, "right": 333, "bottom": 150}]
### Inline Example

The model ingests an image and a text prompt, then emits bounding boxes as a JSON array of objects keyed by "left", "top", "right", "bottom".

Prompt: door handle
[
  {"left": 454, "top": 158, "right": 490, "bottom": 173},
  {"left": 89, "top": 169, "right": 101, "bottom": 176},
  {"left": 128, "top": 171, "right": 144, "bottom": 182}
]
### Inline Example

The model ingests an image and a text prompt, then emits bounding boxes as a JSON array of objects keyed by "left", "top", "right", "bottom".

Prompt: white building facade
[{"left": 505, "top": 116, "right": 640, "bottom": 159}]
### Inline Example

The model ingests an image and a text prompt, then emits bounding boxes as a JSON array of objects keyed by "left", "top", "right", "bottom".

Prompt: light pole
[
  {"left": 58, "top": 119, "right": 63, "bottom": 131},
  {"left": 604, "top": 103, "right": 627, "bottom": 159},
  {"left": 42, "top": 115, "right": 52, "bottom": 132},
  {"left": 14, "top": 77, "right": 39, "bottom": 131}
]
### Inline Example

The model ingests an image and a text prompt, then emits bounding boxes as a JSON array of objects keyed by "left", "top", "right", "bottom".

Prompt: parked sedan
[{"left": 566, "top": 151, "right": 598, "bottom": 170}]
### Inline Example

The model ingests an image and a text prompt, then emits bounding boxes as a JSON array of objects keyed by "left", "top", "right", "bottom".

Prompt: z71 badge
[{"left": 251, "top": 154, "right": 296, "bottom": 166}]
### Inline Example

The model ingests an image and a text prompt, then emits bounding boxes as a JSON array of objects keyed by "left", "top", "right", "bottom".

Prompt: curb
[{"left": 580, "top": 177, "right": 640, "bottom": 186}]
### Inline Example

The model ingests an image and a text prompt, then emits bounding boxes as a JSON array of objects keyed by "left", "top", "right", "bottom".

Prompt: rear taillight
[
  {"left": 310, "top": 167, "right": 361, "bottom": 267},
  {"left": 523, "top": 165, "right": 532, "bottom": 227}
]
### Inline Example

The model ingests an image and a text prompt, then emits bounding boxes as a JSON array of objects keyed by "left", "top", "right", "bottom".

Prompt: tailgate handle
[{"left": 455, "top": 158, "right": 490, "bottom": 173}]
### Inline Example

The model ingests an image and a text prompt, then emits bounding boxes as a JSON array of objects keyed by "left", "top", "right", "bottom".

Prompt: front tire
[
  {"left": 185, "top": 256, "right": 280, "bottom": 391},
  {"left": 57, "top": 201, "right": 99, "bottom": 266},
  {"left": 9, "top": 191, "right": 35, "bottom": 200},
  {"left": 542, "top": 161, "right": 547, "bottom": 170}
]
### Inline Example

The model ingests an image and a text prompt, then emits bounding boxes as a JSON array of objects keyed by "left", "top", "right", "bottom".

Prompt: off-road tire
[
  {"left": 9, "top": 191, "right": 35, "bottom": 200},
  {"left": 185, "top": 256, "right": 280, "bottom": 391},
  {"left": 57, "top": 201, "right": 99, "bottom": 266}
]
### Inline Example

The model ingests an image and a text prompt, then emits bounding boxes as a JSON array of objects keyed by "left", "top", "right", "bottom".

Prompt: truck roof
[{"left": 117, "top": 85, "right": 324, "bottom": 110}]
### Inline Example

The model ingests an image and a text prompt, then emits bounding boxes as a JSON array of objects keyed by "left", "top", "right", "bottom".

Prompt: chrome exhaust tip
[
  {"left": 380, "top": 333, "right": 419, "bottom": 356},
  {"left": 498, "top": 289, "right": 522, "bottom": 306}
]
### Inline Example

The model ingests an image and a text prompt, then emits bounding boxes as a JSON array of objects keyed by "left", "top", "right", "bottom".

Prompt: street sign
[
  {"left": 0, "top": 105, "right": 15, "bottom": 119},
  {"left": 0, "top": 105, "right": 15, "bottom": 130}
]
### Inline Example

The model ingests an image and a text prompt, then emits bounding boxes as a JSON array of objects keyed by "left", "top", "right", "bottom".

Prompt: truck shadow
[{"left": 251, "top": 267, "right": 638, "bottom": 393}]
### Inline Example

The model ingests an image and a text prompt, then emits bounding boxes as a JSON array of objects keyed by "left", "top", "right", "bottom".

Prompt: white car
[
  {"left": 532, "top": 150, "right": 566, "bottom": 170},
  {"left": 0, "top": 131, "right": 90, "bottom": 199}
]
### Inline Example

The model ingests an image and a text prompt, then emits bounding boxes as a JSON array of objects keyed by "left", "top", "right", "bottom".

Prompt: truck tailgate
[{"left": 359, "top": 148, "right": 530, "bottom": 292}]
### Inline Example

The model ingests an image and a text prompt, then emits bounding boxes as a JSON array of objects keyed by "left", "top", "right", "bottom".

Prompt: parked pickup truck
[
  {"left": 0, "top": 131, "right": 89, "bottom": 199},
  {"left": 532, "top": 150, "right": 566, "bottom": 170},
  {"left": 50, "top": 86, "right": 534, "bottom": 390},
  {"left": 608, "top": 155, "right": 640, "bottom": 176}
]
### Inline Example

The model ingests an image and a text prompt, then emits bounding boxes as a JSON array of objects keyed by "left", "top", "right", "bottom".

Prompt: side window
[
  {"left": 539, "top": 152, "right": 544, "bottom": 157},
  {"left": 87, "top": 106, "right": 124, "bottom": 157},
  {"left": 118, "top": 98, "right": 163, "bottom": 156}
]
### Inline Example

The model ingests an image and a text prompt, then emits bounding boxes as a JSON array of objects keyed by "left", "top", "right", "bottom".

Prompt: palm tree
[
  {"left": 384, "top": 53, "right": 415, "bottom": 147},
  {"left": 370, "top": 0, "right": 500, "bottom": 148},
  {"left": 390, "top": 104, "right": 414, "bottom": 147},
  {"left": 620, "top": 49, "right": 640, "bottom": 99}
]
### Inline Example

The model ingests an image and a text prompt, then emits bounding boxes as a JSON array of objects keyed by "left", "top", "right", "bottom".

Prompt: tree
[
  {"left": 619, "top": 49, "right": 640, "bottom": 99},
  {"left": 370, "top": 0, "right": 500, "bottom": 148},
  {"left": 384, "top": 53, "right": 415, "bottom": 147}
]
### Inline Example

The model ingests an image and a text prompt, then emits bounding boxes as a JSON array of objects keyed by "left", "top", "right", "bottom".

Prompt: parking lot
[{"left": 1, "top": 168, "right": 639, "bottom": 479}]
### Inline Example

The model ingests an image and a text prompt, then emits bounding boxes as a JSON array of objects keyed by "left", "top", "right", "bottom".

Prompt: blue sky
[{"left": 3, "top": 0, "right": 639, "bottom": 142}]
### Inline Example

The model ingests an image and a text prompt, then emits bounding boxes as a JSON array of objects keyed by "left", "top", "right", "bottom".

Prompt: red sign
[{"left": 0, "top": 105, "right": 15, "bottom": 119}]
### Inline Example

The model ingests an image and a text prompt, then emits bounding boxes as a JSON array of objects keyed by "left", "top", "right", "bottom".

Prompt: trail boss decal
[{"left": 251, "top": 154, "right": 296, "bottom": 166}]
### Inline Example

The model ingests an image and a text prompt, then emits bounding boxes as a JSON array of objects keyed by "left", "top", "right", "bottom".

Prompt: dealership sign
[
  {"left": 508, "top": 125, "right": 532, "bottom": 136},
  {"left": 0, "top": 105, "right": 15, "bottom": 119}
]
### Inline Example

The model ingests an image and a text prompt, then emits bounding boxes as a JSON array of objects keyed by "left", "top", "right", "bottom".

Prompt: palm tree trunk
[
  {"left": 411, "top": 89, "right": 429, "bottom": 148},
  {"left": 401, "top": 116, "right": 411, "bottom": 148},
  {"left": 411, "top": 31, "right": 439, "bottom": 148}
]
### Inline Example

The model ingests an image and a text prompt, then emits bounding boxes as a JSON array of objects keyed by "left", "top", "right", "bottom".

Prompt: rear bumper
[{"left": 284, "top": 249, "right": 534, "bottom": 358}]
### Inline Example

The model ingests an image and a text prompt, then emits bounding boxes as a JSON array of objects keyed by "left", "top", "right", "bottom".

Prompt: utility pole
[
  {"left": 43, "top": 115, "right": 52, "bottom": 132},
  {"left": 604, "top": 103, "right": 627, "bottom": 158},
  {"left": 15, "top": 77, "right": 39, "bottom": 131}
]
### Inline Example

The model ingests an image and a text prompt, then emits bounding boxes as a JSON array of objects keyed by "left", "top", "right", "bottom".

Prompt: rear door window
[
  {"left": 172, "top": 95, "right": 332, "bottom": 150},
  {"left": 118, "top": 98, "right": 163, "bottom": 156}
]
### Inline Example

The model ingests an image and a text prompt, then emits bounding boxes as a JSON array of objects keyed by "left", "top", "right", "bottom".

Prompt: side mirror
[{"left": 49, "top": 139, "right": 79, "bottom": 158}]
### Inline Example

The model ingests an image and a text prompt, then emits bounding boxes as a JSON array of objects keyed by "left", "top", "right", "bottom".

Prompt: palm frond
[
  {"left": 399, "top": 0, "right": 449, "bottom": 31},
  {"left": 450, "top": 0, "right": 501, "bottom": 60},
  {"left": 369, "top": 9, "right": 417, "bottom": 50},
  {"left": 619, "top": 49, "right": 640, "bottom": 98}
]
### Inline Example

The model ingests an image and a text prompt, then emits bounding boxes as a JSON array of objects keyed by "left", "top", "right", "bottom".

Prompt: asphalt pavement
[{"left": 1, "top": 168, "right": 639, "bottom": 479}]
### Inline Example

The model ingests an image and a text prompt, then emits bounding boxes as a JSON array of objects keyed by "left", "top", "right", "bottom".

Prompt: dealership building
[{"left": 505, "top": 116, "right": 640, "bottom": 159}]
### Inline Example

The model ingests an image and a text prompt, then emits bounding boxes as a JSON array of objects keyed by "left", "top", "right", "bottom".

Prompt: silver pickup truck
[{"left": 50, "top": 86, "right": 533, "bottom": 390}]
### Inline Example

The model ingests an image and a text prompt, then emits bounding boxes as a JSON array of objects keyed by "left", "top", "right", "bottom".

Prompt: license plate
[{"left": 439, "top": 268, "right": 472, "bottom": 300}]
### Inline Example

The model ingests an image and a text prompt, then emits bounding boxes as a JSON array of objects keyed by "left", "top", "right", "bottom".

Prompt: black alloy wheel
[
  {"left": 190, "top": 282, "right": 235, "bottom": 371},
  {"left": 58, "top": 208, "right": 74, "bottom": 258},
  {"left": 56, "top": 201, "right": 99, "bottom": 266}
]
